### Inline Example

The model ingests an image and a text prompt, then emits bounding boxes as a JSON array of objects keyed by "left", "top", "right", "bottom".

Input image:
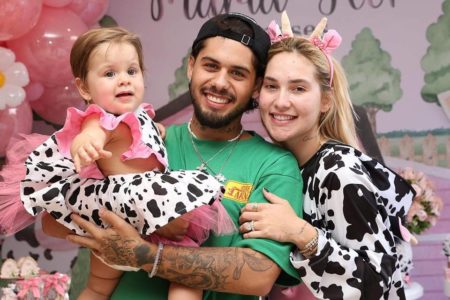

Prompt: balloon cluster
[{"left": 0, "top": 0, "right": 110, "bottom": 157}]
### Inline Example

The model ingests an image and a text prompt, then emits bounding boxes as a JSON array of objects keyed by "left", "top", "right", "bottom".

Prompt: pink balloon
[
  {"left": 68, "top": 0, "right": 109, "bottom": 25},
  {"left": 24, "top": 82, "right": 45, "bottom": 102},
  {"left": 7, "top": 7, "right": 88, "bottom": 87},
  {"left": 43, "top": 0, "right": 73, "bottom": 8},
  {"left": 0, "top": 101, "right": 33, "bottom": 157},
  {"left": 0, "top": 0, "right": 43, "bottom": 41},
  {"left": 30, "top": 82, "right": 86, "bottom": 125}
]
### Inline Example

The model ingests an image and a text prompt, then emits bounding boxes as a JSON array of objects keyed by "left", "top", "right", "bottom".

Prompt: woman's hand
[{"left": 239, "top": 189, "right": 309, "bottom": 246}]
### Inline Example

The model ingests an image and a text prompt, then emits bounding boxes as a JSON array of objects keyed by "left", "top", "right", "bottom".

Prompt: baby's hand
[
  {"left": 156, "top": 122, "right": 166, "bottom": 139},
  {"left": 154, "top": 217, "right": 189, "bottom": 241},
  {"left": 71, "top": 132, "right": 112, "bottom": 173}
]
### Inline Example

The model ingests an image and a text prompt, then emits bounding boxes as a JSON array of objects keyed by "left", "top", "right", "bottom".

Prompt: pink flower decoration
[
  {"left": 411, "top": 183, "right": 423, "bottom": 197},
  {"left": 399, "top": 167, "right": 443, "bottom": 235}
]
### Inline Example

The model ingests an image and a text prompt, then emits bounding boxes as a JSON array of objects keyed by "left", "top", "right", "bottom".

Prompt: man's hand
[{"left": 66, "top": 210, "right": 151, "bottom": 269}]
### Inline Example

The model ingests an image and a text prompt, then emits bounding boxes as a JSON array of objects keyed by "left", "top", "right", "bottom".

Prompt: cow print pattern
[
  {"left": 443, "top": 235, "right": 450, "bottom": 258},
  {"left": 1, "top": 223, "right": 79, "bottom": 276},
  {"left": 291, "top": 142, "right": 415, "bottom": 300},
  {"left": 20, "top": 107, "right": 224, "bottom": 236}
]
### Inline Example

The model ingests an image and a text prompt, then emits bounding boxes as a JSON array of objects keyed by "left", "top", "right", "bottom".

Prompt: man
[{"left": 67, "top": 13, "right": 304, "bottom": 299}]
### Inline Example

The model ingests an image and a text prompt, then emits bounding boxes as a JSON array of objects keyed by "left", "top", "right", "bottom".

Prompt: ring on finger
[
  {"left": 250, "top": 220, "right": 255, "bottom": 232},
  {"left": 245, "top": 221, "right": 252, "bottom": 232},
  {"left": 252, "top": 203, "right": 258, "bottom": 211}
]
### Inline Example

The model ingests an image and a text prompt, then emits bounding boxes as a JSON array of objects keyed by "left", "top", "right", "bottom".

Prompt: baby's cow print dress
[{"left": 21, "top": 104, "right": 224, "bottom": 237}]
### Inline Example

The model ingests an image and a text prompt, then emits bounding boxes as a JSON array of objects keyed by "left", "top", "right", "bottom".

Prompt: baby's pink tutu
[
  {"left": 269, "top": 284, "right": 315, "bottom": 300},
  {"left": 0, "top": 134, "right": 49, "bottom": 236},
  {"left": 147, "top": 200, "right": 237, "bottom": 247}
]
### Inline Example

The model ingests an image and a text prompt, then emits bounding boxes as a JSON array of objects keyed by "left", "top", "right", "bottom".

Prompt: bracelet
[
  {"left": 149, "top": 242, "right": 164, "bottom": 278},
  {"left": 298, "top": 221, "right": 308, "bottom": 236},
  {"left": 302, "top": 244, "right": 318, "bottom": 259},
  {"left": 300, "top": 228, "right": 319, "bottom": 258}
]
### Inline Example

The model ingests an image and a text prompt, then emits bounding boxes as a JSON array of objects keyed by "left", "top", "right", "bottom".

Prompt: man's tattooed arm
[
  {"left": 136, "top": 242, "right": 280, "bottom": 295},
  {"left": 67, "top": 211, "right": 280, "bottom": 296}
]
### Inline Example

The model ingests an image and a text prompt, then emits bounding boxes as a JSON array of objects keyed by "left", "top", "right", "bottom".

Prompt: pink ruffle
[
  {"left": 184, "top": 200, "right": 237, "bottom": 244},
  {"left": 0, "top": 134, "right": 49, "bottom": 236},
  {"left": 54, "top": 103, "right": 165, "bottom": 179},
  {"left": 269, "top": 284, "right": 315, "bottom": 300}
]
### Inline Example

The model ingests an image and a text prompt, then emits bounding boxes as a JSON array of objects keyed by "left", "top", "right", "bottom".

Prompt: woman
[{"left": 239, "top": 15, "right": 415, "bottom": 299}]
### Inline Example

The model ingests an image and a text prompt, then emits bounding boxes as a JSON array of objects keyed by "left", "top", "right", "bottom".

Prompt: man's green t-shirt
[{"left": 112, "top": 124, "right": 303, "bottom": 300}]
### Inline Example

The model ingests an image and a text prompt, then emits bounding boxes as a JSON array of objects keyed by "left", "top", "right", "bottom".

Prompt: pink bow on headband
[
  {"left": 310, "top": 29, "right": 342, "bottom": 86},
  {"left": 309, "top": 29, "right": 342, "bottom": 54},
  {"left": 266, "top": 20, "right": 292, "bottom": 44}
]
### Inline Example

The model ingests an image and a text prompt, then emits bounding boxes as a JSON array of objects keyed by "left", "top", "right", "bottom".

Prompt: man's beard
[{"left": 189, "top": 84, "right": 250, "bottom": 129}]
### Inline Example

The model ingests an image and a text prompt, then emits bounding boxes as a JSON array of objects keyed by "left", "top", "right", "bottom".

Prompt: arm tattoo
[
  {"left": 158, "top": 246, "right": 274, "bottom": 290},
  {"left": 100, "top": 234, "right": 150, "bottom": 267},
  {"left": 242, "top": 250, "right": 273, "bottom": 272},
  {"left": 135, "top": 243, "right": 153, "bottom": 266}
]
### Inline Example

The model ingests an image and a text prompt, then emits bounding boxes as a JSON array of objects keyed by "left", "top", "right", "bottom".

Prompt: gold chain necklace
[{"left": 188, "top": 120, "right": 243, "bottom": 183}]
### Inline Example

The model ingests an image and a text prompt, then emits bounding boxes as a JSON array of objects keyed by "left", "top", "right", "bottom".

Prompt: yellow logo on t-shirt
[{"left": 224, "top": 180, "right": 253, "bottom": 203}]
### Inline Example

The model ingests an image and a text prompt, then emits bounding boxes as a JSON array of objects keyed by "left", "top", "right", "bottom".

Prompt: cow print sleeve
[{"left": 290, "top": 146, "right": 405, "bottom": 300}]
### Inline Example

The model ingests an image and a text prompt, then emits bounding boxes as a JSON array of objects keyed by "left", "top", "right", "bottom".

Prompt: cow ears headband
[{"left": 267, "top": 12, "right": 342, "bottom": 86}]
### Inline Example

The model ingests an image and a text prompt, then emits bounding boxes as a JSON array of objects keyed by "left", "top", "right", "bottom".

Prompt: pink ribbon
[
  {"left": 309, "top": 29, "right": 342, "bottom": 86},
  {"left": 17, "top": 277, "right": 42, "bottom": 298},
  {"left": 43, "top": 273, "right": 70, "bottom": 297},
  {"left": 266, "top": 20, "right": 292, "bottom": 44}
]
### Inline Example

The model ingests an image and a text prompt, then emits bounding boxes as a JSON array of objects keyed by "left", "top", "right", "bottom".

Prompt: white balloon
[
  {"left": 0, "top": 46, "right": 30, "bottom": 109},
  {"left": 0, "top": 84, "right": 26, "bottom": 109},
  {"left": 0, "top": 47, "right": 15, "bottom": 69},
  {"left": 5, "top": 62, "right": 29, "bottom": 87}
]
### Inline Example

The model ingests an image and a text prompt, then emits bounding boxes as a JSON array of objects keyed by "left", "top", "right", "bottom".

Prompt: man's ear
[
  {"left": 187, "top": 56, "right": 195, "bottom": 81},
  {"left": 75, "top": 78, "right": 91, "bottom": 101}
]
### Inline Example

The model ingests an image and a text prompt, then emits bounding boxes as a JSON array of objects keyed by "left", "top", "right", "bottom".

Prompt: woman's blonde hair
[{"left": 267, "top": 37, "right": 359, "bottom": 148}]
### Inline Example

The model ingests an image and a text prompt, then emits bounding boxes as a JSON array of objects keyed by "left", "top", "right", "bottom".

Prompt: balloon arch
[{"left": 0, "top": 0, "right": 110, "bottom": 157}]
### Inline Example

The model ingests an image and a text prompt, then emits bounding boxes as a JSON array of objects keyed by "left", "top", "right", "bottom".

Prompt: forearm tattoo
[
  {"left": 135, "top": 243, "right": 153, "bottom": 266},
  {"left": 157, "top": 246, "right": 274, "bottom": 290},
  {"left": 100, "top": 234, "right": 152, "bottom": 267}
]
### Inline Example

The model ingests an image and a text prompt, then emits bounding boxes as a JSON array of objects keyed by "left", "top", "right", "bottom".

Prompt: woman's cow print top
[{"left": 290, "top": 142, "right": 415, "bottom": 300}]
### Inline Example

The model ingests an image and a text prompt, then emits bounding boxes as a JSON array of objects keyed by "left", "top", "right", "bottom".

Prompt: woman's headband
[{"left": 267, "top": 12, "right": 342, "bottom": 86}]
